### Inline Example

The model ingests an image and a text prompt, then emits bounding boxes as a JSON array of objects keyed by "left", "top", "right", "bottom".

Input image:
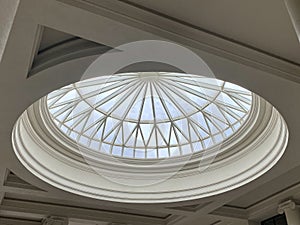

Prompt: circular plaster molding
[{"left": 12, "top": 82, "right": 288, "bottom": 203}]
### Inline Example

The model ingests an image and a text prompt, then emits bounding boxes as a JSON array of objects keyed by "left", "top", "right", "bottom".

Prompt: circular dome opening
[
  {"left": 46, "top": 72, "right": 252, "bottom": 159},
  {"left": 12, "top": 71, "right": 288, "bottom": 203}
]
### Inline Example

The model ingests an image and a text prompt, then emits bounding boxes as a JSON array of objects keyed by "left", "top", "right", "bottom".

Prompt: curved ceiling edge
[{"left": 12, "top": 94, "right": 288, "bottom": 203}]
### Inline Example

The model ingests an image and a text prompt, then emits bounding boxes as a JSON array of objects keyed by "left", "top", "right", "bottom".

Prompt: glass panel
[{"left": 47, "top": 72, "right": 252, "bottom": 159}]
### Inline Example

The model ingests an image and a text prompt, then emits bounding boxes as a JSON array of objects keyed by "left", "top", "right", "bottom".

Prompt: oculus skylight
[{"left": 46, "top": 72, "right": 252, "bottom": 159}]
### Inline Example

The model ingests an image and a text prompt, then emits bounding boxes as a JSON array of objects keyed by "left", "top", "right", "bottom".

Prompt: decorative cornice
[
  {"left": 210, "top": 205, "right": 247, "bottom": 220},
  {"left": 108, "top": 223, "right": 127, "bottom": 225},
  {"left": 220, "top": 180, "right": 300, "bottom": 221}
]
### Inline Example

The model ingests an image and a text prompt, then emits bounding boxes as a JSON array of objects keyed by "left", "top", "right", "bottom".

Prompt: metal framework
[{"left": 47, "top": 72, "right": 252, "bottom": 159}]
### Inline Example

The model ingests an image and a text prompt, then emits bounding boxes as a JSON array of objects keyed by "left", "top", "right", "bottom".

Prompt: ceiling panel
[
  {"left": 39, "top": 27, "right": 75, "bottom": 52},
  {"left": 228, "top": 165, "right": 300, "bottom": 208},
  {"left": 124, "top": 0, "right": 300, "bottom": 64}
]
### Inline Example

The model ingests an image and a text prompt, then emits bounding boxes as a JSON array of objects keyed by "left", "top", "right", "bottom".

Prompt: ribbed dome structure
[{"left": 47, "top": 72, "right": 252, "bottom": 159}]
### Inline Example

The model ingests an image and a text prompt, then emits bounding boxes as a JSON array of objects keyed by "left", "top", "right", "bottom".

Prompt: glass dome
[{"left": 47, "top": 72, "right": 252, "bottom": 159}]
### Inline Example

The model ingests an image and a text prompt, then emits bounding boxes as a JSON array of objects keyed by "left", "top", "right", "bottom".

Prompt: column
[
  {"left": 42, "top": 216, "right": 68, "bottom": 225},
  {"left": 278, "top": 200, "right": 300, "bottom": 225}
]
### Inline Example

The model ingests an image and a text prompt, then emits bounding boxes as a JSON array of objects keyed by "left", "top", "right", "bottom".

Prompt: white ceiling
[
  {"left": 0, "top": 0, "right": 300, "bottom": 225},
  {"left": 126, "top": 0, "right": 300, "bottom": 64}
]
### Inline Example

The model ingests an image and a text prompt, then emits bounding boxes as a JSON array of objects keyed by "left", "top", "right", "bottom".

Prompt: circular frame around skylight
[
  {"left": 46, "top": 72, "right": 252, "bottom": 159},
  {"left": 12, "top": 72, "right": 288, "bottom": 203}
]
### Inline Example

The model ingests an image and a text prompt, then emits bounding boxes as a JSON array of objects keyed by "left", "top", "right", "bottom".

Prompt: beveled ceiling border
[
  {"left": 11, "top": 75, "right": 288, "bottom": 203},
  {"left": 56, "top": 0, "right": 300, "bottom": 84}
]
